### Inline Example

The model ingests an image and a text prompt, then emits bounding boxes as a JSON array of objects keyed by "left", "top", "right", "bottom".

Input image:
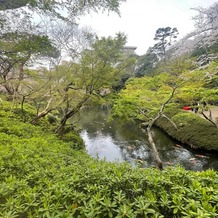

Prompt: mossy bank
[{"left": 155, "top": 110, "right": 218, "bottom": 151}]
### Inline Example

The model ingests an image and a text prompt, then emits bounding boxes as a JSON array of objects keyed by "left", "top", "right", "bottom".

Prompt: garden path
[{"left": 192, "top": 105, "right": 218, "bottom": 120}]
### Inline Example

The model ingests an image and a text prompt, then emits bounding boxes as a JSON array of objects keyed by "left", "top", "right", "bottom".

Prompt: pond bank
[{"left": 155, "top": 110, "right": 218, "bottom": 151}]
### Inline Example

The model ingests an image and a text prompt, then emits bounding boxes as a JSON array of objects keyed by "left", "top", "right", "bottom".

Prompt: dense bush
[{"left": 0, "top": 103, "right": 218, "bottom": 217}]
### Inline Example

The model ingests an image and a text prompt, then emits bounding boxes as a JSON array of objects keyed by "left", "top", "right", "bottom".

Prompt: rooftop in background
[{"left": 123, "top": 46, "right": 137, "bottom": 55}]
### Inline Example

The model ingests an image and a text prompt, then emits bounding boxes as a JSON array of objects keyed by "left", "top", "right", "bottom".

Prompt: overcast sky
[{"left": 79, "top": 0, "right": 218, "bottom": 55}]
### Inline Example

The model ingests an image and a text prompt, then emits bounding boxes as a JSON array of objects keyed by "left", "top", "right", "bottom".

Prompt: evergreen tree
[{"left": 152, "top": 27, "right": 179, "bottom": 61}]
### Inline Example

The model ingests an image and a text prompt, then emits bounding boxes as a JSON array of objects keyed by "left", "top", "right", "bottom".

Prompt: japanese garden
[{"left": 0, "top": 0, "right": 218, "bottom": 217}]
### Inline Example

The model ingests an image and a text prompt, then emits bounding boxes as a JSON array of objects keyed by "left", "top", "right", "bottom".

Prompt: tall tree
[
  {"left": 172, "top": 2, "right": 218, "bottom": 58},
  {"left": 28, "top": 33, "right": 135, "bottom": 135},
  {"left": 152, "top": 27, "right": 179, "bottom": 61},
  {"left": 190, "top": 3, "right": 218, "bottom": 59}
]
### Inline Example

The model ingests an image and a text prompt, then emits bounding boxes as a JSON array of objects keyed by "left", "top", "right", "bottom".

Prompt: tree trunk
[
  {"left": 30, "top": 98, "right": 53, "bottom": 124},
  {"left": 147, "top": 125, "right": 163, "bottom": 170},
  {"left": 55, "top": 116, "right": 67, "bottom": 136},
  {"left": 55, "top": 95, "right": 90, "bottom": 136},
  {"left": 30, "top": 108, "right": 53, "bottom": 124}
]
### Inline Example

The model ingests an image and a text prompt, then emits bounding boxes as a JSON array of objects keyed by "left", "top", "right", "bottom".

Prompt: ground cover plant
[{"left": 0, "top": 103, "right": 218, "bottom": 217}]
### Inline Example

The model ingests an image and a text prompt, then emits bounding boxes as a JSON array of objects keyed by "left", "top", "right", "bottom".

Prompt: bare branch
[
  {"left": 161, "top": 113, "right": 178, "bottom": 130},
  {"left": 201, "top": 110, "right": 218, "bottom": 128}
]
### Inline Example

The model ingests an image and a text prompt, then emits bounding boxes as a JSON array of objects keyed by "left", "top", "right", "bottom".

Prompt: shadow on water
[{"left": 72, "top": 108, "right": 218, "bottom": 171}]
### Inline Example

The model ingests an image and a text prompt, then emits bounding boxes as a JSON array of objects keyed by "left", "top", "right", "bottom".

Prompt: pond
[{"left": 73, "top": 108, "right": 218, "bottom": 171}]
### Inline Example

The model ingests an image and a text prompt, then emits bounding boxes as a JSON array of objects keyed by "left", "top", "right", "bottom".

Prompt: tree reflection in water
[{"left": 73, "top": 108, "right": 218, "bottom": 171}]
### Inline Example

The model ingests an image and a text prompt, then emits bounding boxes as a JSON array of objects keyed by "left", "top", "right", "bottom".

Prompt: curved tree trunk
[
  {"left": 30, "top": 108, "right": 53, "bottom": 124},
  {"left": 55, "top": 95, "right": 90, "bottom": 136},
  {"left": 30, "top": 98, "right": 53, "bottom": 124}
]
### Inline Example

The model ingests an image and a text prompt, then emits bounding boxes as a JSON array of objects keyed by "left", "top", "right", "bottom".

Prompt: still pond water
[{"left": 74, "top": 108, "right": 218, "bottom": 171}]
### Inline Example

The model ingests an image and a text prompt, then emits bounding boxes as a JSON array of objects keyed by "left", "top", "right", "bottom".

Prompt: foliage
[
  {"left": 151, "top": 27, "right": 179, "bottom": 61},
  {"left": 191, "top": 40, "right": 218, "bottom": 57},
  {"left": 203, "top": 60, "right": 218, "bottom": 90},
  {"left": 0, "top": 21, "right": 59, "bottom": 96},
  {"left": 191, "top": 3, "right": 218, "bottom": 53},
  {"left": 0, "top": 103, "right": 218, "bottom": 217},
  {"left": 166, "top": 2, "right": 218, "bottom": 58},
  {"left": 0, "top": 0, "right": 126, "bottom": 20},
  {"left": 59, "top": 130, "right": 85, "bottom": 150},
  {"left": 135, "top": 48, "right": 158, "bottom": 77},
  {"left": 156, "top": 56, "right": 194, "bottom": 75},
  {"left": 175, "top": 61, "right": 218, "bottom": 105},
  {"left": 0, "top": 0, "right": 31, "bottom": 10},
  {"left": 204, "top": 75, "right": 218, "bottom": 90},
  {"left": 0, "top": 31, "right": 135, "bottom": 136},
  {"left": 79, "top": 33, "right": 130, "bottom": 93},
  {"left": 51, "top": 33, "right": 135, "bottom": 135},
  {"left": 0, "top": 32, "right": 57, "bottom": 66},
  {"left": 0, "top": 0, "right": 128, "bottom": 138},
  {"left": 111, "top": 58, "right": 218, "bottom": 151},
  {"left": 191, "top": 46, "right": 208, "bottom": 57},
  {"left": 111, "top": 72, "right": 183, "bottom": 122}
]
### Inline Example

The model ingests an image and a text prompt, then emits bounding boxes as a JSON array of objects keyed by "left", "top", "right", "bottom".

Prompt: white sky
[{"left": 79, "top": 0, "right": 218, "bottom": 55}]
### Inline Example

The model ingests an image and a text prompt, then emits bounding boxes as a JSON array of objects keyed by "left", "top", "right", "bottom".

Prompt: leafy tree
[
  {"left": 55, "top": 33, "right": 135, "bottom": 135},
  {"left": 176, "top": 62, "right": 218, "bottom": 127},
  {"left": 111, "top": 73, "right": 186, "bottom": 169},
  {"left": 26, "top": 34, "right": 135, "bottom": 135},
  {"left": 204, "top": 75, "right": 218, "bottom": 89},
  {"left": 0, "top": 32, "right": 58, "bottom": 96},
  {"left": 153, "top": 55, "right": 194, "bottom": 76},
  {"left": 151, "top": 27, "right": 179, "bottom": 61},
  {"left": 0, "top": 0, "right": 126, "bottom": 20},
  {"left": 0, "top": 3, "right": 60, "bottom": 98}
]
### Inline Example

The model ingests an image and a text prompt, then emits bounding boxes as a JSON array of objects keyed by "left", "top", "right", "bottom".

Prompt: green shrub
[{"left": 60, "top": 131, "right": 85, "bottom": 150}]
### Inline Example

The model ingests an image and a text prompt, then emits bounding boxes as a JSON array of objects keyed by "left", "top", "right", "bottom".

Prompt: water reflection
[
  {"left": 74, "top": 108, "right": 218, "bottom": 171},
  {"left": 81, "top": 131, "right": 123, "bottom": 162}
]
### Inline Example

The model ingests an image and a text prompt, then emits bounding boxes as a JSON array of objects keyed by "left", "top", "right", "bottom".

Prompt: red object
[{"left": 183, "top": 106, "right": 191, "bottom": 110}]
